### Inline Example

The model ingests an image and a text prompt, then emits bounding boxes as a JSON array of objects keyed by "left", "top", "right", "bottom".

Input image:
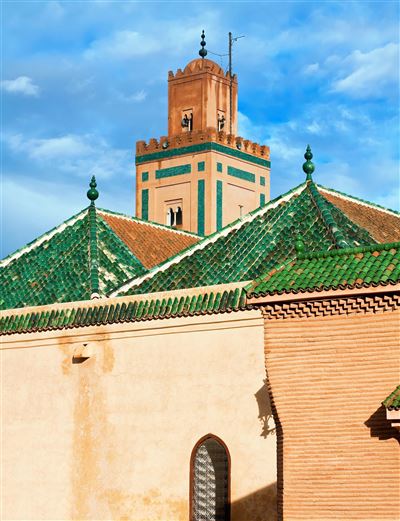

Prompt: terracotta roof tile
[
  {"left": 99, "top": 212, "right": 199, "bottom": 270},
  {"left": 319, "top": 188, "right": 400, "bottom": 243}
]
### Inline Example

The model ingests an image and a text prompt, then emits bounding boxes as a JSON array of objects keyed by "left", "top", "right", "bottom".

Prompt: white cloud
[
  {"left": 84, "top": 30, "right": 161, "bottom": 60},
  {"left": 1, "top": 76, "right": 40, "bottom": 96},
  {"left": 4, "top": 133, "right": 130, "bottom": 180},
  {"left": 118, "top": 89, "right": 147, "bottom": 103},
  {"left": 332, "top": 43, "right": 399, "bottom": 98},
  {"left": 304, "top": 63, "right": 319, "bottom": 74},
  {"left": 306, "top": 121, "right": 323, "bottom": 135}
]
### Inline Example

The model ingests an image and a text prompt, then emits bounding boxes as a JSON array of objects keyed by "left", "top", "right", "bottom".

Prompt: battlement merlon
[
  {"left": 168, "top": 58, "right": 238, "bottom": 84},
  {"left": 135, "top": 129, "right": 270, "bottom": 161}
]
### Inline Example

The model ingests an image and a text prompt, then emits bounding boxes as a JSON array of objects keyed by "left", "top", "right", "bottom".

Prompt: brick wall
[{"left": 262, "top": 294, "right": 400, "bottom": 520}]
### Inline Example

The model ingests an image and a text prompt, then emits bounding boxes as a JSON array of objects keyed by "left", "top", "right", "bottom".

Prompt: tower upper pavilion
[{"left": 135, "top": 32, "right": 271, "bottom": 236}]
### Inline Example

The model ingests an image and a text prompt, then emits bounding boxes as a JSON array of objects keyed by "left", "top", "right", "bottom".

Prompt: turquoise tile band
[
  {"left": 155, "top": 164, "right": 191, "bottom": 179},
  {"left": 137, "top": 142, "right": 271, "bottom": 168}
]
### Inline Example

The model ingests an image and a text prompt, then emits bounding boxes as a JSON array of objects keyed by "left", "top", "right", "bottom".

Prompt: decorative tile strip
[
  {"left": 137, "top": 142, "right": 271, "bottom": 168},
  {"left": 227, "top": 166, "right": 255, "bottom": 183},
  {"left": 155, "top": 164, "right": 191, "bottom": 179},
  {"left": 260, "top": 293, "right": 400, "bottom": 320},
  {"left": 141, "top": 171, "right": 149, "bottom": 182},
  {"left": 260, "top": 176, "right": 266, "bottom": 186},
  {"left": 216, "top": 180, "right": 223, "bottom": 231},
  {"left": 142, "top": 189, "right": 149, "bottom": 220},
  {"left": 260, "top": 193, "right": 266, "bottom": 207},
  {"left": 197, "top": 161, "right": 205, "bottom": 172},
  {"left": 198, "top": 179, "right": 205, "bottom": 236},
  {"left": 217, "top": 162, "right": 223, "bottom": 173}
]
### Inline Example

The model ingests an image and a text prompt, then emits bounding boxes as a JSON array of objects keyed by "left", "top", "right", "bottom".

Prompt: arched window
[
  {"left": 175, "top": 206, "right": 182, "bottom": 226},
  {"left": 190, "top": 435, "right": 230, "bottom": 521},
  {"left": 166, "top": 207, "right": 175, "bottom": 226}
]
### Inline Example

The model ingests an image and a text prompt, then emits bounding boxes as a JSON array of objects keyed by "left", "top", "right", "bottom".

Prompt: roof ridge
[
  {"left": 97, "top": 208, "right": 200, "bottom": 238},
  {"left": 109, "top": 182, "right": 308, "bottom": 297},
  {"left": 307, "top": 181, "right": 350, "bottom": 248},
  {"left": 6, "top": 213, "right": 93, "bottom": 306},
  {"left": 96, "top": 212, "right": 146, "bottom": 270},
  {"left": 0, "top": 207, "right": 89, "bottom": 268},
  {"left": 88, "top": 204, "right": 100, "bottom": 298},
  {"left": 298, "top": 241, "right": 400, "bottom": 260},
  {"left": 317, "top": 185, "right": 400, "bottom": 216}
]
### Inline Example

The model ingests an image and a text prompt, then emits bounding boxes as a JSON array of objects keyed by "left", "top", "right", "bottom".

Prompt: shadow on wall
[
  {"left": 255, "top": 381, "right": 276, "bottom": 438},
  {"left": 365, "top": 405, "right": 400, "bottom": 443},
  {"left": 231, "top": 482, "right": 277, "bottom": 521}
]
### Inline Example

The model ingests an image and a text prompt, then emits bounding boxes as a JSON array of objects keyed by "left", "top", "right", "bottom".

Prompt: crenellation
[{"left": 136, "top": 129, "right": 270, "bottom": 159}]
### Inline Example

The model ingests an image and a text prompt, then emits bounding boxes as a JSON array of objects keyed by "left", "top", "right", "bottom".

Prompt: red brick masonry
[{"left": 262, "top": 293, "right": 400, "bottom": 520}]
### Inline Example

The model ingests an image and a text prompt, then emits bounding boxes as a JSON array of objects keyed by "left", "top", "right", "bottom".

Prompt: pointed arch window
[{"left": 190, "top": 435, "right": 230, "bottom": 521}]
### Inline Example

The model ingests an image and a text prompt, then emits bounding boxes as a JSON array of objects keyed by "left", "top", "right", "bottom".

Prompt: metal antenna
[{"left": 228, "top": 32, "right": 245, "bottom": 135}]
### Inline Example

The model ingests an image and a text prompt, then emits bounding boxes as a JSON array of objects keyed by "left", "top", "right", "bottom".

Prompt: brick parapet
[
  {"left": 261, "top": 293, "right": 400, "bottom": 520},
  {"left": 136, "top": 129, "right": 270, "bottom": 160},
  {"left": 167, "top": 58, "right": 237, "bottom": 82}
]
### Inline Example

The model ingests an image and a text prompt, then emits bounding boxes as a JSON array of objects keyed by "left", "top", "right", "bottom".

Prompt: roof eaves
[
  {"left": 246, "top": 242, "right": 400, "bottom": 298},
  {"left": 383, "top": 385, "right": 400, "bottom": 410},
  {"left": 108, "top": 182, "right": 308, "bottom": 298},
  {"left": 0, "top": 281, "right": 252, "bottom": 336}
]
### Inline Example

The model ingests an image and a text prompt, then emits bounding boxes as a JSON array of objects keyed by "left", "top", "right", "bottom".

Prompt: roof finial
[
  {"left": 87, "top": 175, "right": 99, "bottom": 205},
  {"left": 199, "top": 30, "right": 207, "bottom": 59},
  {"left": 302, "top": 144, "right": 315, "bottom": 181}
]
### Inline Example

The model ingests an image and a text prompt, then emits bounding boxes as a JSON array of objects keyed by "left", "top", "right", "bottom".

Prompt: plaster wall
[
  {"left": 2, "top": 310, "right": 277, "bottom": 521},
  {"left": 263, "top": 304, "right": 400, "bottom": 520}
]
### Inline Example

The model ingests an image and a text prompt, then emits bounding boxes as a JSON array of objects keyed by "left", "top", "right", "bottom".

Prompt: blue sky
[{"left": 2, "top": 0, "right": 399, "bottom": 257}]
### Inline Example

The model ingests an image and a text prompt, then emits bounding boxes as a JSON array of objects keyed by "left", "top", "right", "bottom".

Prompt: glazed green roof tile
[
  {"left": 246, "top": 242, "right": 400, "bottom": 296},
  {"left": 0, "top": 208, "right": 146, "bottom": 310},
  {"left": 113, "top": 181, "right": 377, "bottom": 297},
  {"left": 0, "top": 286, "right": 247, "bottom": 335},
  {"left": 383, "top": 385, "right": 400, "bottom": 410}
]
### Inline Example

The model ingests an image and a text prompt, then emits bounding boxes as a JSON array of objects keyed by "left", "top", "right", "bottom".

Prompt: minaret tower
[{"left": 135, "top": 31, "right": 270, "bottom": 236}]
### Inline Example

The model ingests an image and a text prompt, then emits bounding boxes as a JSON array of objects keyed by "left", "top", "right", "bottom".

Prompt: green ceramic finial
[
  {"left": 302, "top": 144, "right": 315, "bottom": 181},
  {"left": 199, "top": 30, "right": 207, "bottom": 59},
  {"left": 295, "top": 233, "right": 305, "bottom": 254},
  {"left": 87, "top": 175, "right": 99, "bottom": 203}
]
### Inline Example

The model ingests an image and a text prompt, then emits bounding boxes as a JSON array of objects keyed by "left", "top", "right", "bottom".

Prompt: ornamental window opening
[
  {"left": 176, "top": 206, "right": 182, "bottom": 226},
  {"left": 182, "top": 110, "right": 193, "bottom": 132},
  {"left": 191, "top": 435, "right": 230, "bottom": 521},
  {"left": 166, "top": 206, "right": 183, "bottom": 228},
  {"left": 217, "top": 111, "right": 225, "bottom": 132},
  {"left": 167, "top": 207, "right": 175, "bottom": 227}
]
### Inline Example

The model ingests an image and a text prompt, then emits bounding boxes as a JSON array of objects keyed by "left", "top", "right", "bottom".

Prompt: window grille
[{"left": 192, "top": 438, "right": 229, "bottom": 521}]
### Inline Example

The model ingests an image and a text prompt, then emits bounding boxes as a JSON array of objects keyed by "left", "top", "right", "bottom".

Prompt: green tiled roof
[
  {"left": 0, "top": 287, "right": 247, "bottom": 335},
  {"left": 246, "top": 242, "right": 400, "bottom": 297},
  {"left": 114, "top": 181, "right": 376, "bottom": 298},
  {"left": 0, "top": 207, "right": 146, "bottom": 310},
  {"left": 383, "top": 385, "right": 400, "bottom": 410}
]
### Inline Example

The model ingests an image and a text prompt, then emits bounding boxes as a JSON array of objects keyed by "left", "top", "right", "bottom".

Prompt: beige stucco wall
[
  {"left": 136, "top": 150, "right": 270, "bottom": 236},
  {"left": 2, "top": 309, "right": 277, "bottom": 521}
]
